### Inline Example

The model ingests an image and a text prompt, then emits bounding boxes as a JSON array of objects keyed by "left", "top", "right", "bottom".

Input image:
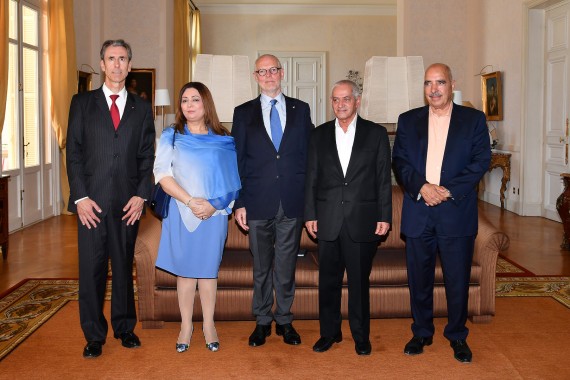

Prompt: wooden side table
[
  {"left": 0, "top": 175, "right": 8, "bottom": 259},
  {"left": 489, "top": 152, "right": 511, "bottom": 209},
  {"left": 556, "top": 173, "right": 570, "bottom": 250}
]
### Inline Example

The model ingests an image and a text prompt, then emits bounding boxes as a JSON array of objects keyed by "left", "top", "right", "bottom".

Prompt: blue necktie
[{"left": 270, "top": 99, "right": 283, "bottom": 150}]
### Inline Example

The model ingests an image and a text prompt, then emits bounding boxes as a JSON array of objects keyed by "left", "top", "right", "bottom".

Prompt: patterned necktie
[
  {"left": 110, "top": 94, "right": 120, "bottom": 130},
  {"left": 270, "top": 99, "right": 283, "bottom": 150}
]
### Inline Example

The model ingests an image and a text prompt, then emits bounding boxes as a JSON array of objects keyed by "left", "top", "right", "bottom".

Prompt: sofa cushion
[{"left": 155, "top": 250, "right": 320, "bottom": 289}]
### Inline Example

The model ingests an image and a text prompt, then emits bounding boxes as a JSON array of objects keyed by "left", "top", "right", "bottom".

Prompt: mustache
[{"left": 429, "top": 92, "right": 442, "bottom": 98}]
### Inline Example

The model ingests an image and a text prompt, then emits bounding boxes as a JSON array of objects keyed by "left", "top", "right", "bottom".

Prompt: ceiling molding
[{"left": 199, "top": 4, "right": 396, "bottom": 16}]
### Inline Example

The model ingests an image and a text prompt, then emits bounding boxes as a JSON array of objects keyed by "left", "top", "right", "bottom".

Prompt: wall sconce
[
  {"left": 154, "top": 89, "right": 171, "bottom": 130},
  {"left": 346, "top": 70, "right": 364, "bottom": 94}
]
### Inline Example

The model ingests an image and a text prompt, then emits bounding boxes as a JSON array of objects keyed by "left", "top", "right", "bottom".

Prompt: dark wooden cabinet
[{"left": 0, "top": 175, "right": 8, "bottom": 259}]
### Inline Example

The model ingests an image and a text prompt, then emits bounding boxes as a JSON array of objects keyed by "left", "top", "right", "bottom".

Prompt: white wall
[
  {"left": 200, "top": 12, "right": 397, "bottom": 120},
  {"left": 400, "top": 0, "right": 525, "bottom": 211},
  {"left": 73, "top": 0, "right": 174, "bottom": 113}
]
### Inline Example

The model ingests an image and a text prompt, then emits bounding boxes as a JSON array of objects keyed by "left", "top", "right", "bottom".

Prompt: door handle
[{"left": 562, "top": 137, "right": 567, "bottom": 143}]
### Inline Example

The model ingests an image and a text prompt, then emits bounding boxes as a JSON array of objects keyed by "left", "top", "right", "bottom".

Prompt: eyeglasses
[{"left": 254, "top": 67, "right": 282, "bottom": 76}]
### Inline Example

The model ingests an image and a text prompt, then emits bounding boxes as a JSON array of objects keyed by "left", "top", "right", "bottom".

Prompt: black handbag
[
  {"left": 149, "top": 183, "right": 170, "bottom": 219},
  {"left": 148, "top": 129, "right": 176, "bottom": 219}
]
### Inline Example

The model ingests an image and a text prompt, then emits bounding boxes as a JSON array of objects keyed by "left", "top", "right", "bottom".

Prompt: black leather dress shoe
[
  {"left": 276, "top": 323, "right": 301, "bottom": 345},
  {"left": 312, "top": 333, "right": 342, "bottom": 353},
  {"left": 248, "top": 324, "right": 271, "bottom": 347},
  {"left": 115, "top": 331, "right": 141, "bottom": 348},
  {"left": 450, "top": 339, "right": 472, "bottom": 363},
  {"left": 355, "top": 340, "right": 372, "bottom": 355},
  {"left": 404, "top": 336, "right": 433, "bottom": 355},
  {"left": 83, "top": 341, "right": 103, "bottom": 358}
]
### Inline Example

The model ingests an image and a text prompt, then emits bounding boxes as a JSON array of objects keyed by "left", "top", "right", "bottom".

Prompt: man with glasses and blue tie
[{"left": 232, "top": 54, "right": 313, "bottom": 347}]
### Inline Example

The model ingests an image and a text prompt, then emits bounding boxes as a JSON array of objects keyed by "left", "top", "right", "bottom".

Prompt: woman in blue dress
[{"left": 153, "top": 82, "right": 240, "bottom": 353}]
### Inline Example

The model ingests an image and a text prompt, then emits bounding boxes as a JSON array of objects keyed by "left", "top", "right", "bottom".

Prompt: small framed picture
[
  {"left": 77, "top": 71, "right": 92, "bottom": 93},
  {"left": 481, "top": 71, "right": 503, "bottom": 121},
  {"left": 125, "top": 68, "right": 155, "bottom": 112}
]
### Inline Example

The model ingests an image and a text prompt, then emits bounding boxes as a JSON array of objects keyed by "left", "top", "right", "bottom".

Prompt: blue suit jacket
[
  {"left": 392, "top": 104, "right": 491, "bottom": 238},
  {"left": 231, "top": 95, "right": 313, "bottom": 220}
]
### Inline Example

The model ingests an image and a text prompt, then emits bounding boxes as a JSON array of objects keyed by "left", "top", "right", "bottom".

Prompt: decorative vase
[{"left": 556, "top": 173, "right": 570, "bottom": 250}]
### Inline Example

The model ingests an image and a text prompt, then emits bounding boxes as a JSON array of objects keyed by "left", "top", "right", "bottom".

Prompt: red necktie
[{"left": 110, "top": 94, "right": 120, "bottom": 130}]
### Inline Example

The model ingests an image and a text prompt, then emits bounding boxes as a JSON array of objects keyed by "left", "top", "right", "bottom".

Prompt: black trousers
[
  {"left": 77, "top": 211, "right": 138, "bottom": 342},
  {"left": 405, "top": 209, "right": 475, "bottom": 342},
  {"left": 317, "top": 223, "right": 377, "bottom": 343}
]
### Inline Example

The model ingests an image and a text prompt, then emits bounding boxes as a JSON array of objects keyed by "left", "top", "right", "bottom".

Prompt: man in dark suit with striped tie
[
  {"left": 232, "top": 54, "right": 313, "bottom": 347},
  {"left": 66, "top": 39, "right": 155, "bottom": 358}
]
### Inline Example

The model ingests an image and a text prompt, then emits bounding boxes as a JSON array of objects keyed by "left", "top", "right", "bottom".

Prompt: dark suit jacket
[
  {"left": 66, "top": 87, "right": 155, "bottom": 215},
  {"left": 232, "top": 95, "right": 313, "bottom": 220},
  {"left": 304, "top": 116, "right": 392, "bottom": 242},
  {"left": 392, "top": 104, "right": 491, "bottom": 238}
]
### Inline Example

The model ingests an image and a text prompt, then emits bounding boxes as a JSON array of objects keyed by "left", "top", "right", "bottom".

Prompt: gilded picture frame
[
  {"left": 481, "top": 71, "right": 503, "bottom": 121},
  {"left": 125, "top": 68, "right": 155, "bottom": 113}
]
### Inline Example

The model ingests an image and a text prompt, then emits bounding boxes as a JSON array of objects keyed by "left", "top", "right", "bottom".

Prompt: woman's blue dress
[
  {"left": 153, "top": 127, "right": 240, "bottom": 279},
  {"left": 155, "top": 199, "right": 228, "bottom": 278}
]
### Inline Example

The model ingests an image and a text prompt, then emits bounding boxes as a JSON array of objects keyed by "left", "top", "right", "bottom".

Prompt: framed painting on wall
[
  {"left": 481, "top": 71, "right": 503, "bottom": 121},
  {"left": 77, "top": 71, "right": 92, "bottom": 93},
  {"left": 125, "top": 68, "right": 155, "bottom": 113}
]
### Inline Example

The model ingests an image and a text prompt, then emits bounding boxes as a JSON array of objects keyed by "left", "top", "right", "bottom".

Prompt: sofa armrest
[
  {"left": 134, "top": 215, "right": 162, "bottom": 327},
  {"left": 472, "top": 207, "right": 510, "bottom": 321}
]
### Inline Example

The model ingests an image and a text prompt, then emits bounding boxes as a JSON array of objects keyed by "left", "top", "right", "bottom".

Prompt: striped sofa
[{"left": 134, "top": 186, "right": 509, "bottom": 328}]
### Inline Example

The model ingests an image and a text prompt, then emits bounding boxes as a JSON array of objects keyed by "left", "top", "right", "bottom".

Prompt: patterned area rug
[{"left": 1, "top": 262, "right": 569, "bottom": 361}]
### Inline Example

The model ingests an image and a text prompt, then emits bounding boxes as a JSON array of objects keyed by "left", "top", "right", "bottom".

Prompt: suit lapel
[
  {"left": 254, "top": 96, "right": 275, "bottom": 149},
  {"left": 95, "top": 88, "right": 115, "bottom": 129},
  {"left": 344, "top": 116, "right": 366, "bottom": 180},
  {"left": 442, "top": 104, "right": 465, "bottom": 163},
  {"left": 280, "top": 96, "right": 296, "bottom": 150},
  {"left": 416, "top": 106, "right": 430, "bottom": 176},
  {"left": 121, "top": 93, "right": 137, "bottom": 129},
  {"left": 326, "top": 120, "right": 347, "bottom": 179}
]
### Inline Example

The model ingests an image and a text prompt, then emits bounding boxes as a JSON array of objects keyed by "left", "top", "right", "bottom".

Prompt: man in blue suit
[
  {"left": 232, "top": 54, "right": 313, "bottom": 347},
  {"left": 392, "top": 63, "right": 491, "bottom": 363}
]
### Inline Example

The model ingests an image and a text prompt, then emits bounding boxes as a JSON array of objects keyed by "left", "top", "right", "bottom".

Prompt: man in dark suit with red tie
[
  {"left": 232, "top": 54, "right": 313, "bottom": 347},
  {"left": 67, "top": 39, "right": 155, "bottom": 358},
  {"left": 305, "top": 80, "right": 392, "bottom": 356},
  {"left": 392, "top": 63, "right": 491, "bottom": 363}
]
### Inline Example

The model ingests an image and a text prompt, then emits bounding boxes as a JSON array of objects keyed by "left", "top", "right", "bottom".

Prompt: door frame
[
  {"left": 258, "top": 51, "right": 327, "bottom": 126},
  {"left": 522, "top": 0, "right": 568, "bottom": 219}
]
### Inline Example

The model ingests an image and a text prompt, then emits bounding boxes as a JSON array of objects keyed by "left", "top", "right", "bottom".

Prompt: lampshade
[
  {"left": 360, "top": 56, "right": 425, "bottom": 123},
  {"left": 154, "top": 89, "right": 171, "bottom": 107},
  {"left": 193, "top": 54, "right": 253, "bottom": 122},
  {"left": 453, "top": 90, "right": 462, "bottom": 105}
]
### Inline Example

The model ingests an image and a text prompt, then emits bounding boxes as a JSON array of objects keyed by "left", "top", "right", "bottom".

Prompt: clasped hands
[
  {"left": 186, "top": 197, "right": 216, "bottom": 220},
  {"left": 77, "top": 196, "right": 145, "bottom": 229},
  {"left": 420, "top": 183, "right": 451, "bottom": 207}
]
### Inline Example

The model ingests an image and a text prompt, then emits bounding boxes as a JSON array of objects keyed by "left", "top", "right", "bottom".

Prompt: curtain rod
[{"left": 189, "top": 0, "right": 198, "bottom": 11}]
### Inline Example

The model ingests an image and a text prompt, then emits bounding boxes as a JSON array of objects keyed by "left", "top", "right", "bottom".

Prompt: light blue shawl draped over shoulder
[{"left": 153, "top": 126, "right": 241, "bottom": 232}]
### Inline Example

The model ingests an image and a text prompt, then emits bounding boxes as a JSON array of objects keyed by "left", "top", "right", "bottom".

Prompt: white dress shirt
[
  {"left": 335, "top": 114, "right": 358, "bottom": 176},
  {"left": 102, "top": 84, "right": 128, "bottom": 117}
]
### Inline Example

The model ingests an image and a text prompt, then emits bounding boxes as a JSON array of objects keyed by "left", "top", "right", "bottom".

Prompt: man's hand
[
  {"left": 235, "top": 207, "right": 249, "bottom": 231},
  {"left": 122, "top": 196, "right": 145, "bottom": 226},
  {"left": 375, "top": 222, "right": 390, "bottom": 236},
  {"left": 419, "top": 183, "right": 450, "bottom": 207},
  {"left": 189, "top": 198, "right": 216, "bottom": 220},
  {"left": 305, "top": 220, "right": 318, "bottom": 239},
  {"left": 77, "top": 198, "right": 102, "bottom": 229}
]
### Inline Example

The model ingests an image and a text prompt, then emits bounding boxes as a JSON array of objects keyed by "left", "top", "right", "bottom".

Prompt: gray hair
[
  {"left": 332, "top": 80, "right": 361, "bottom": 98},
  {"left": 100, "top": 39, "right": 133, "bottom": 61}
]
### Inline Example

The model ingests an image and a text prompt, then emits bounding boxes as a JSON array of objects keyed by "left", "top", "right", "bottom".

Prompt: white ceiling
[{"left": 194, "top": 0, "right": 396, "bottom": 5}]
